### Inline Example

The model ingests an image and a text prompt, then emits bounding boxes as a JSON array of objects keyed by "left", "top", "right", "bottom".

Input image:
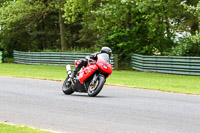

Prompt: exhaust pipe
[{"left": 66, "top": 65, "right": 72, "bottom": 75}]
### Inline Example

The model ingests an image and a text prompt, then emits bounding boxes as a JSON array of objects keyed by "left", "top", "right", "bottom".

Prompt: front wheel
[
  {"left": 62, "top": 77, "right": 74, "bottom": 95},
  {"left": 88, "top": 75, "right": 106, "bottom": 97}
]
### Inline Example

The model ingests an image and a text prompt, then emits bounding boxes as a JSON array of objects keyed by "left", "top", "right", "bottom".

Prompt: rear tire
[
  {"left": 62, "top": 77, "right": 74, "bottom": 95},
  {"left": 88, "top": 75, "right": 106, "bottom": 97}
]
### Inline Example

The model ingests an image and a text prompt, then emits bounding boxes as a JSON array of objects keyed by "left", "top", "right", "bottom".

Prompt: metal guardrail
[
  {"left": 132, "top": 53, "right": 200, "bottom": 76},
  {"left": 13, "top": 50, "right": 114, "bottom": 68},
  {"left": 0, "top": 51, "right": 2, "bottom": 63}
]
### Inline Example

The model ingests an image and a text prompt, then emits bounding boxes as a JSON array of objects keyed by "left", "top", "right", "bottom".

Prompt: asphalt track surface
[{"left": 0, "top": 77, "right": 200, "bottom": 133}]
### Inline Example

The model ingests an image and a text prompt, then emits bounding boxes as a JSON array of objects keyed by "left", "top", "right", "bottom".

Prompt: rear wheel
[
  {"left": 62, "top": 77, "right": 74, "bottom": 95},
  {"left": 88, "top": 75, "right": 106, "bottom": 97}
]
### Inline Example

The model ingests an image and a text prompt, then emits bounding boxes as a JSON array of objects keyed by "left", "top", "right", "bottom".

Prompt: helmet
[{"left": 100, "top": 47, "right": 112, "bottom": 57}]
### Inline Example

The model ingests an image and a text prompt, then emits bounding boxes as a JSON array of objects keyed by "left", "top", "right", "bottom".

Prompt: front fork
[{"left": 90, "top": 73, "right": 98, "bottom": 86}]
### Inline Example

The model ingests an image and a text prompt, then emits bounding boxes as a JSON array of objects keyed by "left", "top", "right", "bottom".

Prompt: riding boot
[
  {"left": 71, "top": 69, "right": 78, "bottom": 79},
  {"left": 71, "top": 59, "right": 87, "bottom": 79}
]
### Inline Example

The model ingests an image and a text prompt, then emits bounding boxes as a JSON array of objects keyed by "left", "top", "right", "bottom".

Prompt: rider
[{"left": 71, "top": 47, "right": 112, "bottom": 79}]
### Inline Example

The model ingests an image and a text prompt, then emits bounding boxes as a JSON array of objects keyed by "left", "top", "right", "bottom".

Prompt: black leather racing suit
[{"left": 71, "top": 52, "right": 101, "bottom": 78}]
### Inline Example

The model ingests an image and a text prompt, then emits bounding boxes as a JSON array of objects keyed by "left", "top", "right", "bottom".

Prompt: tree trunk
[
  {"left": 59, "top": 10, "right": 67, "bottom": 51},
  {"left": 191, "top": 22, "right": 199, "bottom": 35}
]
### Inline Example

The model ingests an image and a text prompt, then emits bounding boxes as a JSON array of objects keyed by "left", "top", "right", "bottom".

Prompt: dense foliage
[{"left": 0, "top": 0, "right": 200, "bottom": 68}]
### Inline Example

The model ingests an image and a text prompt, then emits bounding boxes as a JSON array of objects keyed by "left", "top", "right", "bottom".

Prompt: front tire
[
  {"left": 88, "top": 75, "right": 106, "bottom": 97},
  {"left": 62, "top": 77, "right": 74, "bottom": 95}
]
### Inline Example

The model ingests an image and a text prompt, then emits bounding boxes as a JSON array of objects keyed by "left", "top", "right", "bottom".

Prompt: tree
[
  {"left": 1, "top": 0, "right": 200, "bottom": 62},
  {"left": 0, "top": 0, "right": 48, "bottom": 55},
  {"left": 172, "top": 1, "right": 200, "bottom": 56},
  {"left": 49, "top": 0, "right": 68, "bottom": 51},
  {"left": 0, "top": 0, "right": 65, "bottom": 55}
]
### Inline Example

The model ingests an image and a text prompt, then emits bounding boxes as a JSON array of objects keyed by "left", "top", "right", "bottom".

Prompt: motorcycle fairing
[
  {"left": 96, "top": 54, "right": 112, "bottom": 74},
  {"left": 78, "top": 64, "right": 98, "bottom": 84},
  {"left": 96, "top": 59, "right": 112, "bottom": 74}
]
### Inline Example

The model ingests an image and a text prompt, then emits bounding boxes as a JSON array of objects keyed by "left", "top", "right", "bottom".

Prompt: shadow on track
[{"left": 67, "top": 94, "right": 115, "bottom": 98}]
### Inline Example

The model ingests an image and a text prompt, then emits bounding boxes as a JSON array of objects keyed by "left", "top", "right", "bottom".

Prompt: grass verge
[
  {"left": 0, "top": 123, "right": 54, "bottom": 133},
  {"left": 0, "top": 63, "right": 200, "bottom": 95}
]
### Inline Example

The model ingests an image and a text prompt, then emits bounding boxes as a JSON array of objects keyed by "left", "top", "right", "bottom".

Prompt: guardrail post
[
  {"left": 0, "top": 51, "right": 2, "bottom": 63},
  {"left": 114, "top": 54, "right": 119, "bottom": 70}
]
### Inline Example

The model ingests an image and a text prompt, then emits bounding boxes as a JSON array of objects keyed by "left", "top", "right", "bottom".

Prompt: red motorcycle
[{"left": 62, "top": 53, "right": 113, "bottom": 97}]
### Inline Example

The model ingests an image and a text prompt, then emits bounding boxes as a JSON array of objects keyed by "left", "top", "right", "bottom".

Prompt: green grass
[
  {"left": 0, "top": 63, "right": 66, "bottom": 81},
  {"left": 0, "top": 123, "right": 53, "bottom": 133},
  {"left": 0, "top": 63, "right": 200, "bottom": 95},
  {"left": 108, "top": 70, "right": 200, "bottom": 94}
]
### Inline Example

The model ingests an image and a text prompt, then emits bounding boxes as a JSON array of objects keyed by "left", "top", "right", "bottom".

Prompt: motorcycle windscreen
[{"left": 96, "top": 53, "right": 112, "bottom": 74}]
